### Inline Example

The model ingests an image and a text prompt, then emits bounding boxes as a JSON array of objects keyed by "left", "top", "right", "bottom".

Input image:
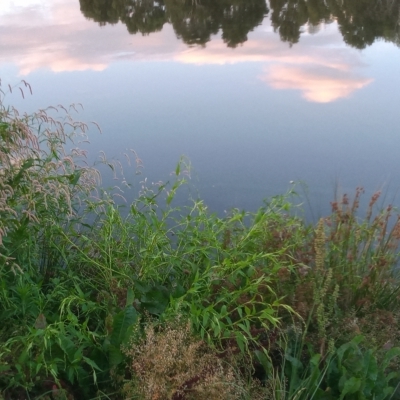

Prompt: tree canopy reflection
[
  {"left": 79, "top": 0, "right": 268, "bottom": 47},
  {"left": 79, "top": 0, "right": 400, "bottom": 49}
]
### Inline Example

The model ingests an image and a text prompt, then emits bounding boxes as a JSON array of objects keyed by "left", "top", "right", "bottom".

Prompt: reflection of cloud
[
  {"left": 174, "top": 29, "right": 372, "bottom": 102},
  {"left": 0, "top": 0, "right": 372, "bottom": 102},
  {"left": 263, "top": 65, "right": 373, "bottom": 103},
  {"left": 0, "top": 0, "right": 180, "bottom": 74},
  {"left": 175, "top": 38, "right": 352, "bottom": 72}
]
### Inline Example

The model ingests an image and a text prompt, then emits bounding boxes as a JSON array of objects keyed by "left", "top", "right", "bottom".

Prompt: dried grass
[{"left": 122, "top": 319, "right": 243, "bottom": 400}]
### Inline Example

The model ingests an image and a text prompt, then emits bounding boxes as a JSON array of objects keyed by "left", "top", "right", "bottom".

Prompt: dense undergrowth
[{"left": 1, "top": 84, "right": 400, "bottom": 399}]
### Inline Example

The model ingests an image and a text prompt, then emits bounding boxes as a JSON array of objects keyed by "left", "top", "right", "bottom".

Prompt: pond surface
[{"left": 1, "top": 0, "right": 400, "bottom": 218}]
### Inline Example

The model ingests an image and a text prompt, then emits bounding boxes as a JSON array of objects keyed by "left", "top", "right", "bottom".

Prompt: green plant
[
  {"left": 0, "top": 271, "right": 107, "bottom": 397},
  {"left": 326, "top": 335, "right": 400, "bottom": 399},
  {"left": 325, "top": 189, "right": 400, "bottom": 311},
  {"left": 265, "top": 334, "right": 400, "bottom": 400}
]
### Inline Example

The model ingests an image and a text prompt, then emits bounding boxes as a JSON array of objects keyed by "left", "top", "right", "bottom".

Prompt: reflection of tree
[
  {"left": 220, "top": 0, "right": 269, "bottom": 47},
  {"left": 80, "top": 0, "right": 121, "bottom": 25},
  {"left": 122, "top": 0, "right": 166, "bottom": 35},
  {"left": 80, "top": 0, "right": 167, "bottom": 34},
  {"left": 269, "top": 0, "right": 400, "bottom": 48},
  {"left": 164, "top": 0, "right": 268, "bottom": 47},
  {"left": 328, "top": 0, "right": 400, "bottom": 49},
  {"left": 79, "top": 0, "right": 267, "bottom": 47},
  {"left": 270, "top": 0, "right": 309, "bottom": 45},
  {"left": 165, "top": 0, "right": 220, "bottom": 46},
  {"left": 79, "top": 0, "right": 400, "bottom": 49}
]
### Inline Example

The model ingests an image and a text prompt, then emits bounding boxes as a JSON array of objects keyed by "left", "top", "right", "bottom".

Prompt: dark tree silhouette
[
  {"left": 80, "top": 0, "right": 121, "bottom": 25},
  {"left": 122, "top": 0, "right": 167, "bottom": 35},
  {"left": 327, "top": 0, "right": 400, "bottom": 49},
  {"left": 165, "top": 0, "right": 221, "bottom": 46},
  {"left": 270, "top": 0, "right": 315, "bottom": 45},
  {"left": 220, "top": 0, "right": 268, "bottom": 47},
  {"left": 269, "top": 0, "right": 400, "bottom": 48},
  {"left": 80, "top": 0, "right": 167, "bottom": 34},
  {"left": 79, "top": 0, "right": 400, "bottom": 49},
  {"left": 80, "top": 0, "right": 267, "bottom": 47}
]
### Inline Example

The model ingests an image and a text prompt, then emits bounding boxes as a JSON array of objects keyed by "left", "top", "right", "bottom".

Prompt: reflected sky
[
  {"left": 0, "top": 0, "right": 372, "bottom": 102},
  {"left": 1, "top": 0, "right": 399, "bottom": 218}
]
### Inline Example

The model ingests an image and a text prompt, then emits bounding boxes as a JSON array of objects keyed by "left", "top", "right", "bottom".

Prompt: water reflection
[
  {"left": 80, "top": 0, "right": 268, "bottom": 48},
  {"left": 271, "top": 0, "right": 400, "bottom": 48},
  {"left": 263, "top": 64, "right": 372, "bottom": 103},
  {"left": 80, "top": 0, "right": 400, "bottom": 49},
  {"left": 1, "top": 0, "right": 399, "bottom": 218},
  {"left": 0, "top": 0, "right": 373, "bottom": 102},
  {"left": 176, "top": 35, "right": 372, "bottom": 102}
]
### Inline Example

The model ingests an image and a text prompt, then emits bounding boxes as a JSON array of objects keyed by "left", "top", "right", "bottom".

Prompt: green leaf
[
  {"left": 255, "top": 349, "right": 272, "bottom": 374},
  {"left": 126, "top": 287, "right": 135, "bottom": 307},
  {"left": 212, "top": 321, "right": 221, "bottom": 337},
  {"left": 221, "top": 305, "right": 227, "bottom": 317},
  {"left": 382, "top": 347, "right": 400, "bottom": 370},
  {"left": 9, "top": 158, "right": 34, "bottom": 185},
  {"left": 310, "top": 354, "right": 321, "bottom": 366},
  {"left": 364, "top": 351, "right": 378, "bottom": 383},
  {"left": 109, "top": 344, "right": 123, "bottom": 367},
  {"left": 235, "top": 332, "right": 246, "bottom": 353},
  {"left": 202, "top": 311, "right": 209, "bottom": 327},
  {"left": 285, "top": 354, "right": 303, "bottom": 370},
  {"left": 83, "top": 356, "right": 102, "bottom": 371},
  {"left": 73, "top": 349, "right": 83, "bottom": 363},
  {"left": 171, "top": 284, "right": 186, "bottom": 299},
  {"left": 68, "top": 170, "right": 82, "bottom": 186},
  {"left": 110, "top": 305, "right": 138, "bottom": 347},
  {"left": 141, "top": 284, "right": 170, "bottom": 315},
  {"left": 339, "top": 377, "right": 362, "bottom": 400},
  {"left": 166, "top": 191, "right": 174, "bottom": 205},
  {"left": 35, "top": 363, "right": 43, "bottom": 375}
]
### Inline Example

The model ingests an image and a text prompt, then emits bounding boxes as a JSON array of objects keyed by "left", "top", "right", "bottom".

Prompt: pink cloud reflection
[{"left": 263, "top": 65, "right": 373, "bottom": 103}]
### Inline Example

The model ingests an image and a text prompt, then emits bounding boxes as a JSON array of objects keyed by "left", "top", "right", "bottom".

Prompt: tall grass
[{"left": 1, "top": 84, "right": 400, "bottom": 399}]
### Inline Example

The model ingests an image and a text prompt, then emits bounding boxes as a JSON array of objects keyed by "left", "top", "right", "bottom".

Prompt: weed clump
[{"left": 122, "top": 319, "right": 241, "bottom": 400}]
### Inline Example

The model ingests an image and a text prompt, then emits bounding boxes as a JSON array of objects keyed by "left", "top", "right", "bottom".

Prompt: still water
[{"left": 1, "top": 0, "right": 400, "bottom": 218}]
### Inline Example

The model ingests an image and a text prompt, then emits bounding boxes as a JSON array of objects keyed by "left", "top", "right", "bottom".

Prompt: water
[{"left": 1, "top": 0, "right": 400, "bottom": 219}]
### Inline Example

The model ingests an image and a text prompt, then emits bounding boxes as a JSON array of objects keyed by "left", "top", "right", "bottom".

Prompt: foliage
[{"left": 268, "top": 334, "right": 400, "bottom": 400}]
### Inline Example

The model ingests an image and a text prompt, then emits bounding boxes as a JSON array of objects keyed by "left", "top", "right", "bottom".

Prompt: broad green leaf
[
  {"left": 382, "top": 347, "right": 400, "bottom": 370},
  {"left": 111, "top": 305, "right": 138, "bottom": 346},
  {"left": 339, "top": 377, "right": 362, "bottom": 400},
  {"left": 285, "top": 354, "right": 303, "bottom": 370},
  {"left": 109, "top": 344, "right": 123, "bottom": 367}
]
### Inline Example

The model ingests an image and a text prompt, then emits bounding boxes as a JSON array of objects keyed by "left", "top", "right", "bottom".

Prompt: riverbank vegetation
[{"left": 1, "top": 87, "right": 400, "bottom": 399}]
